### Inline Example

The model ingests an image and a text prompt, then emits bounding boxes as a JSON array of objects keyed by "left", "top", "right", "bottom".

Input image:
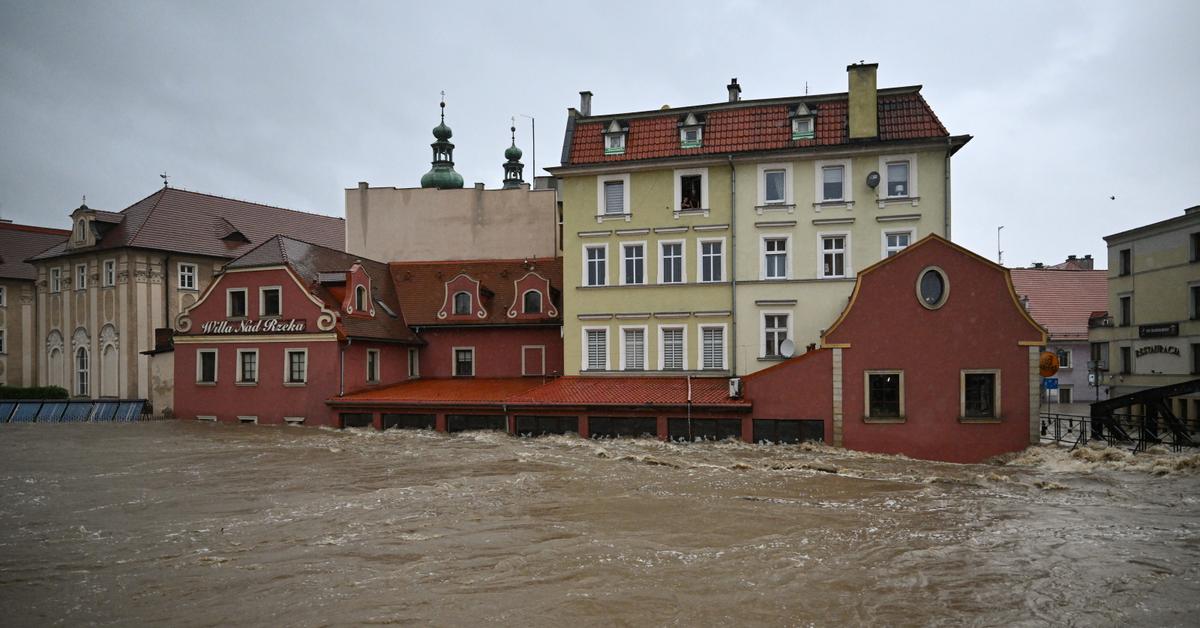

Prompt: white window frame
[
  {"left": 680, "top": 125, "right": 703, "bottom": 148},
  {"left": 583, "top": 243, "right": 608, "bottom": 287},
  {"left": 673, "top": 168, "right": 709, "bottom": 211},
  {"left": 453, "top": 291, "right": 473, "bottom": 315},
  {"left": 196, "top": 349, "right": 218, "bottom": 384},
  {"left": 882, "top": 228, "right": 916, "bottom": 258},
  {"left": 619, "top": 325, "right": 648, "bottom": 371},
  {"left": 879, "top": 153, "right": 918, "bottom": 199},
  {"left": 75, "top": 263, "right": 87, "bottom": 291},
  {"left": 791, "top": 116, "right": 814, "bottom": 139},
  {"left": 366, "top": 348, "right": 381, "bottom": 383},
  {"left": 354, "top": 285, "right": 368, "bottom": 312},
  {"left": 227, "top": 288, "right": 248, "bottom": 318},
  {"left": 818, "top": 232, "right": 851, "bottom": 279},
  {"left": 582, "top": 326, "right": 610, "bottom": 372},
  {"left": 658, "top": 324, "right": 687, "bottom": 371},
  {"left": 697, "top": 237, "right": 726, "bottom": 283},
  {"left": 178, "top": 262, "right": 198, "bottom": 290},
  {"left": 0, "top": 329, "right": 6, "bottom": 355},
  {"left": 0, "top": 286, "right": 5, "bottom": 307},
  {"left": 658, "top": 240, "right": 686, "bottom": 284},
  {"left": 75, "top": 346, "right": 89, "bottom": 396},
  {"left": 596, "top": 173, "right": 631, "bottom": 217},
  {"left": 259, "top": 285, "right": 283, "bottom": 318},
  {"left": 761, "top": 310, "right": 793, "bottom": 358},
  {"left": 452, "top": 346, "right": 475, "bottom": 377},
  {"left": 761, "top": 234, "right": 791, "bottom": 280},
  {"left": 521, "top": 344, "right": 546, "bottom": 376},
  {"left": 407, "top": 347, "right": 419, "bottom": 378},
  {"left": 1056, "top": 348, "right": 1073, "bottom": 369},
  {"left": 522, "top": 289, "right": 543, "bottom": 314},
  {"left": 960, "top": 369, "right": 1002, "bottom": 420},
  {"left": 757, "top": 162, "right": 794, "bottom": 206},
  {"left": 815, "top": 158, "right": 853, "bottom": 204},
  {"left": 236, "top": 348, "right": 258, "bottom": 385},
  {"left": 864, "top": 370, "right": 905, "bottom": 420},
  {"left": 699, "top": 323, "right": 727, "bottom": 371},
  {"left": 604, "top": 132, "right": 626, "bottom": 154},
  {"left": 620, "top": 241, "right": 647, "bottom": 286},
  {"left": 50, "top": 267, "right": 62, "bottom": 293},
  {"left": 102, "top": 259, "right": 116, "bottom": 287},
  {"left": 283, "top": 348, "right": 308, "bottom": 385}
]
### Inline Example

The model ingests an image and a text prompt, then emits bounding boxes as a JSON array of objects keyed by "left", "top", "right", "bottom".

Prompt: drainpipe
[
  {"left": 163, "top": 254, "right": 170, "bottom": 329},
  {"left": 944, "top": 141, "right": 953, "bottom": 239},
  {"left": 727, "top": 155, "right": 738, "bottom": 375}
]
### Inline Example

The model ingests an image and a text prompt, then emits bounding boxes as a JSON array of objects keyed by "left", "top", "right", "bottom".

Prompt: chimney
[
  {"left": 1068, "top": 254, "right": 1077, "bottom": 261},
  {"left": 1033, "top": 262, "right": 1044, "bottom": 269},
  {"left": 579, "top": 91, "right": 593, "bottom": 117},
  {"left": 1081, "top": 254, "right": 1094, "bottom": 270},
  {"left": 727, "top": 78, "right": 741, "bottom": 102},
  {"left": 847, "top": 62, "right": 879, "bottom": 140}
]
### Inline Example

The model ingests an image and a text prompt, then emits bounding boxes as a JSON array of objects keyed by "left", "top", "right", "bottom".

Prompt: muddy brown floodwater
[{"left": 1, "top": 421, "right": 1199, "bottom": 627}]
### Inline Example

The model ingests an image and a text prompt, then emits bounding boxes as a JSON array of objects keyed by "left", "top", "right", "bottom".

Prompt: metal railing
[{"left": 1041, "top": 411, "right": 1199, "bottom": 453}]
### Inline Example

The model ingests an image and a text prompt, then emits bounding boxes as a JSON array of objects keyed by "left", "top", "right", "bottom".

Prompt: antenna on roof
[
  {"left": 805, "top": 81, "right": 808, "bottom": 95},
  {"left": 160, "top": 172, "right": 169, "bottom": 188}
]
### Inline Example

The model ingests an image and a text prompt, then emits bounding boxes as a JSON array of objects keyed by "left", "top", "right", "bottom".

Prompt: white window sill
[
  {"left": 596, "top": 213, "right": 632, "bottom": 223},
  {"left": 195, "top": 381, "right": 217, "bottom": 386},
  {"left": 863, "top": 416, "right": 906, "bottom": 424},
  {"left": 876, "top": 196, "right": 920, "bottom": 209},
  {"left": 758, "top": 356, "right": 787, "bottom": 362},
  {"left": 813, "top": 200, "right": 854, "bottom": 211},
  {"left": 674, "top": 207, "right": 710, "bottom": 219},
  {"left": 236, "top": 382, "right": 258, "bottom": 387},
  {"left": 283, "top": 382, "right": 307, "bottom": 387},
  {"left": 755, "top": 203, "right": 795, "bottom": 215},
  {"left": 958, "top": 416, "right": 1003, "bottom": 424}
]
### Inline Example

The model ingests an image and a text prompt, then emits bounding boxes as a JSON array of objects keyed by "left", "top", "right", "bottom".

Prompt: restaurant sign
[
  {"left": 1134, "top": 344, "right": 1181, "bottom": 358},
  {"left": 1138, "top": 322, "right": 1178, "bottom": 338},
  {"left": 201, "top": 319, "right": 307, "bottom": 334}
]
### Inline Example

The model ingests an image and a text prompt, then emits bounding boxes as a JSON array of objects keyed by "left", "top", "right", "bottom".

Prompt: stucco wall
[
  {"left": 823, "top": 239, "right": 1043, "bottom": 463},
  {"left": 743, "top": 349, "right": 834, "bottom": 442},
  {"left": 415, "top": 326, "right": 563, "bottom": 379},
  {"left": 345, "top": 184, "right": 558, "bottom": 263}
]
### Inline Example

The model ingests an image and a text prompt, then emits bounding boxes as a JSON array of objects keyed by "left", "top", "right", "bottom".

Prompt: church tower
[
  {"left": 502, "top": 122, "right": 525, "bottom": 189},
  {"left": 420, "top": 97, "right": 465, "bottom": 190}
]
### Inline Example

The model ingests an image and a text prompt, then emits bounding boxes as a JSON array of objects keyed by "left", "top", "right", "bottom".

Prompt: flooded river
[{"left": 1, "top": 421, "right": 1199, "bottom": 626}]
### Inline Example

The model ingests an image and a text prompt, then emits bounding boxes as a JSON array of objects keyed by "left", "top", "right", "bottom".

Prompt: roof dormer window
[
  {"left": 354, "top": 285, "right": 367, "bottom": 312},
  {"left": 602, "top": 120, "right": 627, "bottom": 155},
  {"left": 74, "top": 219, "right": 87, "bottom": 243},
  {"left": 790, "top": 103, "right": 816, "bottom": 140},
  {"left": 678, "top": 112, "right": 705, "bottom": 148}
]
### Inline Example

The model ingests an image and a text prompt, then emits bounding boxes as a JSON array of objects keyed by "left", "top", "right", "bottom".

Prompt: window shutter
[{"left": 604, "top": 181, "right": 624, "bottom": 214}]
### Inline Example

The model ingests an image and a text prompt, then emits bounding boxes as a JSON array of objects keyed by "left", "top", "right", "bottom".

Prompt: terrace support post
[
  {"left": 742, "top": 416, "right": 753, "bottom": 444},
  {"left": 832, "top": 348, "right": 844, "bottom": 447},
  {"left": 579, "top": 415, "right": 590, "bottom": 439},
  {"left": 656, "top": 416, "right": 668, "bottom": 441},
  {"left": 372, "top": 412, "right": 383, "bottom": 431},
  {"left": 435, "top": 413, "right": 447, "bottom": 433}
]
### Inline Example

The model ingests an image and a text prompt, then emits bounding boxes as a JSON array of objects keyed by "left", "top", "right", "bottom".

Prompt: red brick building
[
  {"left": 173, "top": 236, "right": 420, "bottom": 426},
  {"left": 744, "top": 235, "right": 1046, "bottom": 462},
  {"left": 388, "top": 258, "right": 564, "bottom": 379}
]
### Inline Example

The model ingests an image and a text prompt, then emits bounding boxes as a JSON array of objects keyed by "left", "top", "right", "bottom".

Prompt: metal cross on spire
[
  {"left": 440, "top": 90, "right": 445, "bottom": 122},
  {"left": 160, "top": 171, "right": 169, "bottom": 187}
]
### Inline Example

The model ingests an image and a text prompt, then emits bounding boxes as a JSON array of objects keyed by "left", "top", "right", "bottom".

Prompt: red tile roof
[
  {"left": 30, "top": 187, "right": 343, "bottom": 262},
  {"left": 1010, "top": 269, "right": 1108, "bottom": 341},
  {"left": 566, "top": 90, "right": 951, "bottom": 165},
  {"left": 220, "top": 235, "right": 420, "bottom": 344},
  {"left": 335, "top": 378, "right": 547, "bottom": 405},
  {"left": 389, "top": 257, "right": 563, "bottom": 326},
  {"left": 331, "top": 376, "right": 748, "bottom": 408},
  {"left": 0, "top": 222, "right": 70, "bottom": 280}
]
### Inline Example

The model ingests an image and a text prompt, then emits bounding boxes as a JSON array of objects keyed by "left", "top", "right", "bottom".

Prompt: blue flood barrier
[
  {"left": 35, "top": 402, "right": 68, "bottom": 423},
  {"left": 115, "top": 402, "right": 143, "bottom": 422},
  {"left": 0, "top": 402, "right": 16, "bottom": 423},
  {"left": 60, "top": 403, "right": 92, "bottom": 422},
  {"left": 11, "top": 402, "right": 42, "bottom": 422},
  {"left": 91, "top": 403, "right": 119, "bottom": 422}
]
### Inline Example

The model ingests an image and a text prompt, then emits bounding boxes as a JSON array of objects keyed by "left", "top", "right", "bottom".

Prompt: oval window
[{"left": 916, "top": 267, "right": 949, "bottom": 309}]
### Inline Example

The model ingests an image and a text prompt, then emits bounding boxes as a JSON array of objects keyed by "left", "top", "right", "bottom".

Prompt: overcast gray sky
[{"left": 2, "top": 1, "right": 1197, "bottom": 268}]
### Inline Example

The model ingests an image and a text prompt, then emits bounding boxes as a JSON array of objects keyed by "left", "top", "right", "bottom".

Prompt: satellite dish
[
  {"left": 866, "top": 171, "right": 880, "bottom": 189},
  {"left": 780, "top": 339, "right": 795, "bottom": 358}
]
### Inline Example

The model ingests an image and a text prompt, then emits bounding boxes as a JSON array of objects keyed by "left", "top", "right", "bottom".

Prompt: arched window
[
  {"left": 75, "top": 219, "right": 86, "bottom": 242},
  {"left": 75, "top": 346, "right": 89, "bottom": 397},
  {"left": 355, "top": 285, "right": 367, "bottom": 312},
  {"left": 523, "top": 290, "right": 542, "bottom": 314},
  {"left": 453, "top": 291, "right": 472, "bottom": 315}
]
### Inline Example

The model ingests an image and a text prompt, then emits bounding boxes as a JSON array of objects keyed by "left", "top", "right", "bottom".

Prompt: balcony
[{"left": 1088, "top": 313, "right": 1113, "bottom": 329}]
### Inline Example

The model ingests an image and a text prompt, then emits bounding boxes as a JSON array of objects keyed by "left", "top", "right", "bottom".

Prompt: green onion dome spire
[
  {"left": 420, "top": 95, "right": 464, "bottom": 189},
  {"left": 502, "top": 122, "right": 525, "bottom": 189}
]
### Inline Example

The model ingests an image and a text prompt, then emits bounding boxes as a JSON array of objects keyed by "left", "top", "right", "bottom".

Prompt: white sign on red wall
[{"left": 200, "top": 319, "right": 307, "bottom": 334}]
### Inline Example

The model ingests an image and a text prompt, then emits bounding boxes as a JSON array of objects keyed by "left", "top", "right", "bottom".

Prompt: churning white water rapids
[{"left": 1, "top": 421, "right": 1198, "bottom": 626}]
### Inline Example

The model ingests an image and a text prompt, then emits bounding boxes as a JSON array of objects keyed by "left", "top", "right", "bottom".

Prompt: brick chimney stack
[{"left": 847, "top": 62, "right": 879, "bottom": 140}]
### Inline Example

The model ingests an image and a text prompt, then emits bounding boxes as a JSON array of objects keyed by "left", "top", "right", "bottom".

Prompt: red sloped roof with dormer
[
  {"left": 565, "top": 88, "right": 956, "bottom": 166},
  {"left": 389, "top": 257, "right": 562, "bottom": 326},
  {"left": 1010, "top": 268, "right": 1108, "bottom": 342}
]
